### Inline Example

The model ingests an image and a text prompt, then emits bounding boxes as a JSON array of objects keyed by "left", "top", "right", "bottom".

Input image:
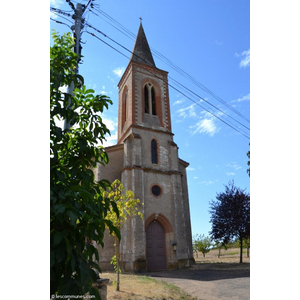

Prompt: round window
[{"left": 151, "top": 185, "right": 161, "bottom": 196}]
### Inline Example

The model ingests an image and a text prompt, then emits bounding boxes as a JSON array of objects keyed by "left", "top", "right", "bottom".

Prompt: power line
[
  {"left": 90, "top": 7, "right": 250, "bottom": 124},
  {"left": 85, "top": 23, "right": 249, "bottom": 134},
  {"left": 85, "top": 29, "right": 249, "bottom": 139},
  {"left": 50, "top": 18, "right": 72, "bottom": 30},
  {"left": 50, "top": 8, "right": 249, "bottom": 139}
]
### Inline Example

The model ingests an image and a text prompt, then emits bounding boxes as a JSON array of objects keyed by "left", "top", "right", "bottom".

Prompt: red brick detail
[
  {"left": 145, "top": 213, "right": 173, "bottom": 233},
  {"left": 121, "top": 86, "right": 128, "bottom": 131},
  {"left": 164, "top": 80, "right": 172, "bottom": 131}
]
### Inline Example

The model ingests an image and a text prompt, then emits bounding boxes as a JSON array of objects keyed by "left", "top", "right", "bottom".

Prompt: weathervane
[{"left": 139, "top": 17, "right": 143, "bottom": 24}]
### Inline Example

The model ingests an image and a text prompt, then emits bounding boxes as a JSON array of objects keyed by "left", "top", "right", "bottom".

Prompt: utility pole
[
  {"left": 64, "top": 3, "right": 84, "bottom": 130},
  {"left": 73, "top": 3, "right": 83, "bottom": 65},
  {"left": 63, "top": 1, "right": 94, "bottom": 130}
]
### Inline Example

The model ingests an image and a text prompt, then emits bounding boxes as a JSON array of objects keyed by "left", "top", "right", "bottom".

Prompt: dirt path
[{"left": 145, "top": 263, "right": 250, "bottom": 300}]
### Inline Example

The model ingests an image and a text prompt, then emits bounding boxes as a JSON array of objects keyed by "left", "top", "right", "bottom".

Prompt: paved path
[{"left": 145, "top": 263, "right": 250, "bottom": 300}]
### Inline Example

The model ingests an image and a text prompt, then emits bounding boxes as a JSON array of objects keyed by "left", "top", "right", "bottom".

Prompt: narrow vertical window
[
  {"left": 124, "top": 89, "right": 128, "bottom": 122},
  {"left": 144, "top": 85, "right": 149, "bottom": 113},
  {"left": 151, "top": 139, "right": 158, "bottom": 164},
  {"left": 122, "top": 88, "right": 128, "bottom": 130},
  {"left": 151, "top": 86, "right": 156, "bottom": 115}
]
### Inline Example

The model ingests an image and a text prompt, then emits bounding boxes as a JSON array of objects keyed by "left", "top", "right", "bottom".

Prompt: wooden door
[{"left": 146, "top": 220, "right": 166, "bottom": 271}]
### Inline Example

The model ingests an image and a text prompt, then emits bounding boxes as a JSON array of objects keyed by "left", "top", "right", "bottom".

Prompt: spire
[{"left": 130, "top": 22, "right": 156, "bottom": 67}]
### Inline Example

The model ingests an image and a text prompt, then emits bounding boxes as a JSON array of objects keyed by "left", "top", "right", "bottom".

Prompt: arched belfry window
[
  {"left": 151, "top": 139, "right": 158, "bottom": 164},
  {"left": 144, "top": 83, "right": 156, "bottom": 115}
]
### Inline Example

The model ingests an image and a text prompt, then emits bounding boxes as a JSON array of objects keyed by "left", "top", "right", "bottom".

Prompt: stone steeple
[{"left": 130, "top": 23, "right": 156, "bottom": 67}]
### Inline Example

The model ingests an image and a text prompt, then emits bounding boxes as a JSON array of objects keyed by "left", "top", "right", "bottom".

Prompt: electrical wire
[
  {"left": 91, "top": 7, "right": 250, "bottom": 124},
  {"left": 85, "top": 29, "right": 250, "bottom": 139},
  {"left": 85, "top": 23, "right": 249, "bottom": 134},
  {"left": 50, "top": 18, "right": 72, "bottom": 30},
  {"left": 49, "top": 7, "right": 249, "bottom": 139}
]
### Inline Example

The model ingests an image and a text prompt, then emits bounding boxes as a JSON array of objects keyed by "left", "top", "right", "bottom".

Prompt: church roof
[{"left": 130, "top": 23, "right": 156, "bottom": 67}]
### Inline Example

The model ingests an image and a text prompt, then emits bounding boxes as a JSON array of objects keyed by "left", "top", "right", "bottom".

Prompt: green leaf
[
  {"left": 53, "top": 231, "right": 64, "bottom": 245},
  {"left": 55, "top": 242, "right": 66, "bottom": 263},
  {"left": 67, "top": 210, "right": 78, "bottom": 226},
  {"left": 54, "top": 203, "right": 65, "bottom": 214},
  {"left": 50, "top": 250, "right": 55, "bottom": 268}
]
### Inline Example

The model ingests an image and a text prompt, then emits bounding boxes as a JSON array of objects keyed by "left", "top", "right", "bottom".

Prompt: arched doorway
[{"left": 146, "top": 220, "right": 166, "bottom": 271}]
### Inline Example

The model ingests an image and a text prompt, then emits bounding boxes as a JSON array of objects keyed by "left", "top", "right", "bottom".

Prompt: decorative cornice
[
  {"left": 103, "top": 143, "right": 124, "bottom": 153},
  {"left": 121, "top": 165, "right": 181, "bottom": 176},
  {"left": 118, "top": 124, "right": 173, "bottom": 144},
  {"left": 179, "top": 158, "right": 190, "bottom": 168}
]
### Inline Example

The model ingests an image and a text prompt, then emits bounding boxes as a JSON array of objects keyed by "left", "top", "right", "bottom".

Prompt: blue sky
[{"left": 50, "top": 0, "right": 250, "bottom": 239}]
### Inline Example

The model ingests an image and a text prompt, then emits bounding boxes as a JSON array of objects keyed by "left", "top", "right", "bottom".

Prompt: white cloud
[
  {"left": 186, "top": 167, "right": 195, "bottom": 171},
  {"left": 190, "top": 118, "right": 219, "bottom": 136},
  {"left": 102, "top": 132, "right": 118, "bottom": 147},
  {"left": 226, "top": 162, "right": 242, "bottom": 170},
  {"left": 226, "top": 172, "right": 235, "bottom": 176},
  {"left": 199, "top": 180, "right": 214, "bottom": 186},
  {"left": 176, "top": 104, "right": 196, "bottom": 118},
  {"left": 173, "top": 98, "right": 185, "bottom": 106},
  {"left": 101, "top": 117, "right": 118, "bottom": 147},
  {"left": 236, "top": 49, "right": 250, "bottom": 68},
  {"left": 50, "top": 0, "right": 63, "bottom": 5},
  {"left": 112, "top": 67, "right": 125, "bottom": 78},
  {"left": 102, "top": 117, "right": 117, "bottom": 132},
  {"left": 50, "top": 0, "right": 64, "bottom": 18},
  {"left": 232, "top": 93, "right": 250, "bottom": 103}
]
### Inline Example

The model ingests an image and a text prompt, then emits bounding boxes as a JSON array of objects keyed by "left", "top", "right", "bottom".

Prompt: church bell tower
[
  {"left": 117, "top": 23, "right": 172, "bottom": 144},
  {"left": 97, "top": 22, "right": 194, "bottom": 272}
]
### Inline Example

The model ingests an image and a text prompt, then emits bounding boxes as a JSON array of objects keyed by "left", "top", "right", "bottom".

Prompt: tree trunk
[
  {"left": 239, "top": 237, "right": 243, "bottom": 263},
  {"left": 218, "top": 248, "right": 221, "bottom": 258},
  {"left": 203, "top": 252, "right": 205, "bottom": 257},
  {"left": 115, "top": 235, "right": 120, "bottom": 291}
]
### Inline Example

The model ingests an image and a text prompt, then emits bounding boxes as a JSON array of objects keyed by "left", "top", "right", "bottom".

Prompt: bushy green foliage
[
  {"left": 50, "top": 31, "right": 120, "bottom": 298},
  {"left": 193, "top": 234, "right": 213, "bottom": 257}
]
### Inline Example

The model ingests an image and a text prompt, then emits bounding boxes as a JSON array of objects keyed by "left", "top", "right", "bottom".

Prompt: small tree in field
[
  {"left": 103, "top": 179, "right": 143, "bottom": 291},
  {"left": 193, "top": 234, "right": 213, "bottom": 257},
  {"left": 209, "top": 180, "right": 250, "bottom": 263},
  {"left": 214, "top": 241, "right": 229, "bottom": 258}
]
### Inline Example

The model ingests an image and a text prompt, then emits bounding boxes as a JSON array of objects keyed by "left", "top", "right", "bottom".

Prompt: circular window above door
[{"left": 151, "top": 185, "right": 162, "bottom": 197}]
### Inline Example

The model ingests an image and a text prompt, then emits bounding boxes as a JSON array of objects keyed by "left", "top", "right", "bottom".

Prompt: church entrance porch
[{"left": 146, "top": 220, "right": 166, "bottom": 271}]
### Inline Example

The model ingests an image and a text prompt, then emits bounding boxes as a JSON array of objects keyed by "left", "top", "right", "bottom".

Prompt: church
[{"left": 95, "top": 23, "right": 194, "bottom": 272}]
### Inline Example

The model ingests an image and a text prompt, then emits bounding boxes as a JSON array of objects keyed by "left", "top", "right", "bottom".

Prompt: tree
[
  {"left": 209, "top": 180, "right": 250, "bottom": 263},
  {"left": 193, "top": 234, "right": 213, "bottom": 257},
  {"left": 214, "top": 241, "right": 229, "bottom": 258},
  {"left": 237, "top": 237, "right": 250, "bottom": 258},
  {"left": 103, "top": 179, "right": 143, "bottom": 291},
  {"left": 50, "top": 31, "right": 120, "bottom": 298}
]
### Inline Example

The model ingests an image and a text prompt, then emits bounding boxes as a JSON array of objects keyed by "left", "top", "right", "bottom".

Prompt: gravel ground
[{"left": 145, "top": 263, "right": 250, "bottom": 300}]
